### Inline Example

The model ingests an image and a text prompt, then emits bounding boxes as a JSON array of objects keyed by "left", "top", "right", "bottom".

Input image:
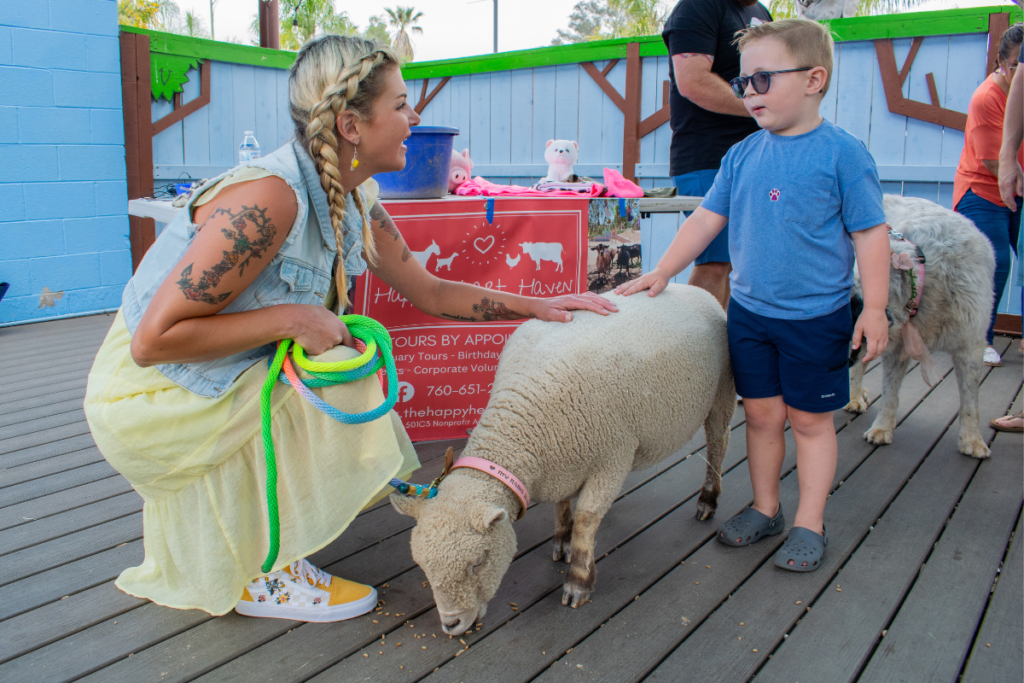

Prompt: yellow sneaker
[{"left": 235, "top": 559, "right": 377, "bottom": 622}]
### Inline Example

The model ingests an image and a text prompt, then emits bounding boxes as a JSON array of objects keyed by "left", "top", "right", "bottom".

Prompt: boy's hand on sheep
[
  {"left": 615, "top": 268, "right": 669, "bottom": 297},
  {"left": 536, "top": 292, "right": 618, "bottom": 322}
]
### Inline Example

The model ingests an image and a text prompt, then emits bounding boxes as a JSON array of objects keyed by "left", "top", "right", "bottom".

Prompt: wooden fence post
[
  {"left": 120, "top": 31, "right": 155, "bottom": 272},
  {"left": 622, "top": 42, "right": 642, "bottom": 182}
]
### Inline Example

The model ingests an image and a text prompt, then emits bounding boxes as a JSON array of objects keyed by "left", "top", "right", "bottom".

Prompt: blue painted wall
[{"left": 0, "top": 0, "right": 130, "bottom": 325}]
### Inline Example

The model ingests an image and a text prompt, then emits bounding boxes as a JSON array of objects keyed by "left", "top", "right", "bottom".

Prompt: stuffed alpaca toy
[{"left": 542, "top": 140, "right": 579, "bottom": 182}]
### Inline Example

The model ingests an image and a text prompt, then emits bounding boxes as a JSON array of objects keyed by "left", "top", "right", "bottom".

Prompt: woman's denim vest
[{"left": 121, "top": 141, "right": 373, "bottom": 397}]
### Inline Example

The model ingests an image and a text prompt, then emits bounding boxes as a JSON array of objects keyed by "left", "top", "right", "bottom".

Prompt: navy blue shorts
[
  {"left": 728, "top": 299, "right": 853, "bottom": 413},
  {"left": 673, "top": 169, "right": 730, "bottom": 265}
]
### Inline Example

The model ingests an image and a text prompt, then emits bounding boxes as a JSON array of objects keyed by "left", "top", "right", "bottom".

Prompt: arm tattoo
[
  {"left": 441, "top": 313, "right": 475, "bottom": 321},
  {"left": 177, "top": 204, "right": 276, "bottom": 304},
  {"left": 401, "top": 246, "right": 411, "bottom": 262},
  {"left": 678, "top": 52, "right": 714, "bottom": 64},
  {"left": 471, "top": 297, "right": 533, "bottom": 321},
  {"left": 369, "top": 201, "right": 401, "bottom": 241}
]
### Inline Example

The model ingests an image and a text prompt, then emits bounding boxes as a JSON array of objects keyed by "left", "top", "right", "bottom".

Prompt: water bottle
[{"left": 239, "top": 131, "right": 261, "bottom": 164}]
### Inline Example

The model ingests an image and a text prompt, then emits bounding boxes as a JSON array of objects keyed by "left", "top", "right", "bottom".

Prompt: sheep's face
[{"left": 391, "top": 488, "right": 516, "bottom": 635}]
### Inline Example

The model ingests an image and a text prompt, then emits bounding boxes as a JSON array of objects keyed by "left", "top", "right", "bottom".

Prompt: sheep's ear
[
  {"left": 390, "top": 493, "right": 426, "bottom": 519},
  {"left": 470, "top": 503, "right": 509, "bottom": 534}
]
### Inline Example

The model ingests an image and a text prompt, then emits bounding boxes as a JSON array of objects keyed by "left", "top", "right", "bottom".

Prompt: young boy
[{"left": 617, "top": 18, "right": 891, "bottom": 571}]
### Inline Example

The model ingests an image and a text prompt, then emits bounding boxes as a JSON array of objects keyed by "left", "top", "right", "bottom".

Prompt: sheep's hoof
[
  {"left": 958, "top": 432, "right": 990, "bottom": 459},
  {"left": 695, "top": 495, "right": 717, "bottom": 521},
  {"left": 552, "top": 536, "right": 572, "bottom": 563},
  {"left": 561, "top": 583, "right": 591, "bottom": 609},
  {"left": 844, "top": 388, "right": 869, "bottom": 414},
  {"left": 864, "top": 425, "right": 894, "bottom": 445}
]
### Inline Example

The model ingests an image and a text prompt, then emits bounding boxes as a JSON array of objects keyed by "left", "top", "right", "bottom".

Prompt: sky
[{"left": 170, "top": 0, "right": 1019, "bottom": 63}]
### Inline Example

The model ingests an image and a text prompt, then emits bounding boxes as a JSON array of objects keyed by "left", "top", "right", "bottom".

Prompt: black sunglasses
[{"left": 730, "top": 67, "right": 813, "bottom": 98}]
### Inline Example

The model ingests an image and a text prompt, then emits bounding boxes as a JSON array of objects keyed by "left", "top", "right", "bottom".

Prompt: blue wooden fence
[{"left": 150, "top": 31, "right": 1021, "bottom": 316}]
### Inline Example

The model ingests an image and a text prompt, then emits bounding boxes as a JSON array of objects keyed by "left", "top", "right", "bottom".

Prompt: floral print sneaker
[{"left": 235, "top": 558, "right": 378, "bottom": 622}]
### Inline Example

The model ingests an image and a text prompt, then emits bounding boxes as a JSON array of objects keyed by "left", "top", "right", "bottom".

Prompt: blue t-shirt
[{"left": 701, "top": 119, "right": 886, "bottom": 320}]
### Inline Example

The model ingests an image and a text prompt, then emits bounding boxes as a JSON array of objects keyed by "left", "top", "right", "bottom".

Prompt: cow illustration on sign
[{"left": 520, "top": 242, "right": 565, "bottom": 272}]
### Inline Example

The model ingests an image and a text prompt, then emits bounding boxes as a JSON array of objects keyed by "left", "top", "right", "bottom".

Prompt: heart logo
[{"left": 474, "top": 236, "right": 495, "bottom": 254}]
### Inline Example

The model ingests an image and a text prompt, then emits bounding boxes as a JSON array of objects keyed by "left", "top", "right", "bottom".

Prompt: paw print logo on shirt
[{"left": 769, "top": 189, "right": 780, "bottom": 202}]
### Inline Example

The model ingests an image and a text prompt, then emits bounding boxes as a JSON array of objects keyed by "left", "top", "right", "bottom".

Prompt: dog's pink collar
[
  {"left": 889, "top": 230, "right": 925, "bottom": 317},
  {"left": 451, "top": 457, "right": 530, "bottom": 520}
]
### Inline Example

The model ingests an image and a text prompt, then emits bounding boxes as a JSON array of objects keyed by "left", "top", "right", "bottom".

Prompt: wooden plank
[
  {"left": 231, "top": 63, "right": 257, "bottom": 159},
  {"left": 449, "top": 75, "right": 472, "bottom": 158},
  {"left": 0, "top": 447, "right": 102, "bottom": 489},
  {"left": 554, "top": 63, "right": 579, "bottom": 143},
  {"left": 835, "top": 40, "right": 875, "bottom": 144},
  {"left": 0, "top": 421, "right": 93, "bottom": 459},
  {"left": 208, "top": 61, "right": 236, "bottom": 168},
  {"left": 152, "top": 96, "right": 184, "bottom": 166},
  {"left": 0, "top": 335, "right": 106, "bottom": 367},
  {"left": 0, "top": 513, "right": 142, "bottom": 587},
  {"left": 0, "top": 409, "right": 86, "bottom": 443},
  {"left": 509, "top": 70, "right": 533, "bottom": 168},
  {"left": 0, "top": 313, "right": 113, "bottom": 344},
  {"left": 182, "top": 65, "right": 212, "bottom": 167},
  {"left": 489, "top": 70, "right": 512, "bottom": 166},
  {"left": 940, "top": 33, "right": 986, "bottom": 167},
  {"left": 961, "top": 510, "right": 1024, "bottom": 683},
  {"left": 0, "top": 398, "right": 85, "bottom": 430},
  {"left": 0, "top": 433, "right": 97, "bottom": 470},
  {"left": 253, "top": 66, "right": 278, "bottom": 151},
  {"left": 902, "top": 181, "right": 940, "bottom": 202},
  {"left": 651, "top": 56, "right": 672, "bottom": 165},
  {"left": 0, "top": 540, "right": 143, "bottom": 621},
  {"left": 0, "top": 476, "right": 133, "bottom": 531},
  {"left": 0, "top": 359, "right": 97, "bottom": 388},
  {"left": 0, "top": 600, "right": 210, "bottom": 681},
  {"left": 867, "top": 39, "right": 908, "bottom": 166},
  {"left": 0, "top": 582, "right": 145, "bottom": 665},
  {"left": 755, "top": 357, "right": 1022, "bottom": 683},
  {"left": 0, "top": 379, "right": 90, "bottom": 413},
  {"left": 601, "top": 60, "right": 625, "bottom": 168},
  {"left": 904, "top": 36, "right": 950, "bottom": 166},
  {"left": 469, "top": 73, "right": 491, "bottom": 164},
  {"left": 576, "top": 60, "right": 605, "bottom": 167},
  {"left": 858, "top": 421, "right": 1023, "bottom": 678},
  {"left": 621, "top": 42, "right": 641, "bottom": 181},
  {"left": 638, "top": 56, "right": 658, "bottom": 166},
  {"left": 0, "top": 462, "right": 118, "bottom": 508},
  {"left": 531, "top": 66, "right": 557, "bottom": 164},
  {"left": 0, "top": 491, "right": 140, "bottom": 556},
  {"left": 276, "top": 69, "right": 292, "bottom": 152}
]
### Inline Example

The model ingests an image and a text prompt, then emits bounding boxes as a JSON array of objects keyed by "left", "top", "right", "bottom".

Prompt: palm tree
[
  {"left": 184, "top": 10, "right": 210, "bottom": 38},
  {"left": 385, "top": 6, "right": 424, "bottom": 62}
]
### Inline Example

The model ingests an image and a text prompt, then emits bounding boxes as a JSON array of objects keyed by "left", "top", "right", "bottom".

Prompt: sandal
[
  {"left": 717, "top": 504, "right": 785, "bottom": 547},
  {"left": 990, "top": 411, "right": 1024, "bottom": 433},
  {"left": 774, "top": 526, "right": 827, "bottom": 572}
]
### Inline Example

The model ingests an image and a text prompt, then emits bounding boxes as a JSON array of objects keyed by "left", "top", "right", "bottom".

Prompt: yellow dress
[{"left": 84, "top": 173, "right": 419, "bottom": 617}]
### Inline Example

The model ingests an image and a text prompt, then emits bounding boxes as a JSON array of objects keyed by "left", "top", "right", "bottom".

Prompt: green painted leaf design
[{"left": 151, "top": 53, "right": 202, "bottom": 102}]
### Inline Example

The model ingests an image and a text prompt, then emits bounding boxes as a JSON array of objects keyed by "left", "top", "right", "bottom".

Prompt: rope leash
[{"left": 258, "top": 314, "right": 397, "bottom": 572}]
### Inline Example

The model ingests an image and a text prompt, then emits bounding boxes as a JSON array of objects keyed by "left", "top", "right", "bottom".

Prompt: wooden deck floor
[{"left": 0, "top": 313, "right": 1021, "bottom": 683}]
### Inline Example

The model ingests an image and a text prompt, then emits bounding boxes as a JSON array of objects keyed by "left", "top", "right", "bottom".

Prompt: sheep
[{"left": 391, "top": 284, "right": 735, "bottom": 635}]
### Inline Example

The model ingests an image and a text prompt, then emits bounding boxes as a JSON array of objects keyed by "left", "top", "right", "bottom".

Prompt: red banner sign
[{"left": 354, "top": 197, "right": 588, "bottom": 442}]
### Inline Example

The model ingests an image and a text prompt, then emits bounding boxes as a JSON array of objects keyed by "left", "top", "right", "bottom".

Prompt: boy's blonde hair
[{"left": 735, "top": 19, "right": 835, "bottom": 95}]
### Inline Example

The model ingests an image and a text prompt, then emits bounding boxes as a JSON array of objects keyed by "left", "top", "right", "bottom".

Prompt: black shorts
[{"left": 728, "top": 299, "right": 853, "bottom": 413}]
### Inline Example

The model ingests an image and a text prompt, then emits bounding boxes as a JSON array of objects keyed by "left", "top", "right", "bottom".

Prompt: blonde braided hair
[{"left": 289, "top": 35, "right": 399, "bottom": 309}]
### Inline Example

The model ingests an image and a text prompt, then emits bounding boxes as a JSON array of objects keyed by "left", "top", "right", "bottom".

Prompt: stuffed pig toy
[
  {"left": 542, "top": 140, "right": 579, "bottom": 182},
  {"left": 449, "top": 148, "right": 473, "bottom": 192}
]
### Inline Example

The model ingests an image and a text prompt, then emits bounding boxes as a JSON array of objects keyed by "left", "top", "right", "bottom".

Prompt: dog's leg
[
  {"left": 953, "top": 347, "right": 990, "bottom": 458},
  {"left": 845, "top": 355, "right": 869, "bottom": 413},
  {"left": 552, "top": 499, "right": 574, "bottom": 562},
  {"left": 864, "top": 351, "right": 908, "bottom": 445},
  {"left": 562, "top": 463, "right": 630, "bottom": 609},
  {"left": 696, "top": 375, "right": 736, "bottom": 521}
]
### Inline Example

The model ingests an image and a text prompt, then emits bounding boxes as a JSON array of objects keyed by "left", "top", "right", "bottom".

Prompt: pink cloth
[
  {"left": 899, "top": 322, "right": 938, "bottom": 387},
  {"left": 455, "top": 177, "right": 606, "bottom": 197},
  {"left": 603, "top": 168, "right": 644, "bottom": 198}
]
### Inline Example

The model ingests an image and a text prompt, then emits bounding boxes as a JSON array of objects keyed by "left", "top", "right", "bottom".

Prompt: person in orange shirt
[{"left": 954, "top": 24, "right": 1023, "bottom": 367}]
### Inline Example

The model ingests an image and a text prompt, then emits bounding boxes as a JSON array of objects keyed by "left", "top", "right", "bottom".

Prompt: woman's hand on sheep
[
  {"left": 614, "top": 268, "right": 670, "bottom": 297},
  {"left": 535, "top": 292, "right": 618, "bottom": 322}
]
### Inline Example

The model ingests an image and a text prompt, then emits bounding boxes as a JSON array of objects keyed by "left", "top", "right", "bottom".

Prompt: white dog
[{"left": 846, "top": 195, "right": 996, "bottom": 458}]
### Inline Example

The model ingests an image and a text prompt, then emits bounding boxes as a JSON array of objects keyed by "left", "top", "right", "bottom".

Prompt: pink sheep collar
[{"left": 390, "top": 447, "right": 530, "bottom": 520}]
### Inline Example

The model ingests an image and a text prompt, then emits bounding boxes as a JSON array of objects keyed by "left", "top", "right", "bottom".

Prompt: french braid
[{"left": 288, "top": 36, "right": 399, "bottom": 309}]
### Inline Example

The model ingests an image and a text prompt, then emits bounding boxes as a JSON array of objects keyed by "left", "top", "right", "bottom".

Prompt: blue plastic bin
[{"left": 375, "top": 126, "right": 459, "bottom": 199}]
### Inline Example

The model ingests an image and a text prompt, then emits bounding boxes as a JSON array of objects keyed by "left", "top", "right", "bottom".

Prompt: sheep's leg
[
  {"left": 562, "top": 464, "right": 630, "bottom": 609},
  {"left": 953, "top": 347, "right": 990, "bottom": 458},
  {"left": 844, "top": 353, "right": 869, "bottom": 413},
  {"left": 552, "top": 499, "right": 574, "bottom": 563},
  {"left": 696, "top": 377, "right": 736, "bottom": 521},
  {"left": 864, "top": 351, "right": 908, "bottom": 446}
]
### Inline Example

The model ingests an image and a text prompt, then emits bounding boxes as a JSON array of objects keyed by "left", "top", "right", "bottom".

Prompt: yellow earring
[{"left": 350, "top": 145, "right": 359, "bottom": 170}]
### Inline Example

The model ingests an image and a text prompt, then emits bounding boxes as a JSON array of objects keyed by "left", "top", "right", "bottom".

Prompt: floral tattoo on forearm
[
  {"left": 471, "top": 297, "right": 532, "bottom": 321},
  {"left": 177, "top": 205, "right": 277, "bottom": 304},
  {"left": 369, "top": 201, "right": 401, "bottom": 241}
]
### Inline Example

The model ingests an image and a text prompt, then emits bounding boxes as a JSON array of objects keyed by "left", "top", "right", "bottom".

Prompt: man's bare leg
[{"left": 688, "top": 261, "right": 732, "bottom": 310}]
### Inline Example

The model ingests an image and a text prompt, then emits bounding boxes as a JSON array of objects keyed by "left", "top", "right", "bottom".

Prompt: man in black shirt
[{"left": 663, "top": 0, "right": 772, "bottom": 309}]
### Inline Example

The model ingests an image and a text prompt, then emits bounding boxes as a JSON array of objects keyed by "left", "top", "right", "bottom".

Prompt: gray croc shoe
[
  {"left": 717, "top": 504, "right": 785, "bottom": 547},
  {"left": 774, "top": 526, "right": 828, "bottom": 572}
]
